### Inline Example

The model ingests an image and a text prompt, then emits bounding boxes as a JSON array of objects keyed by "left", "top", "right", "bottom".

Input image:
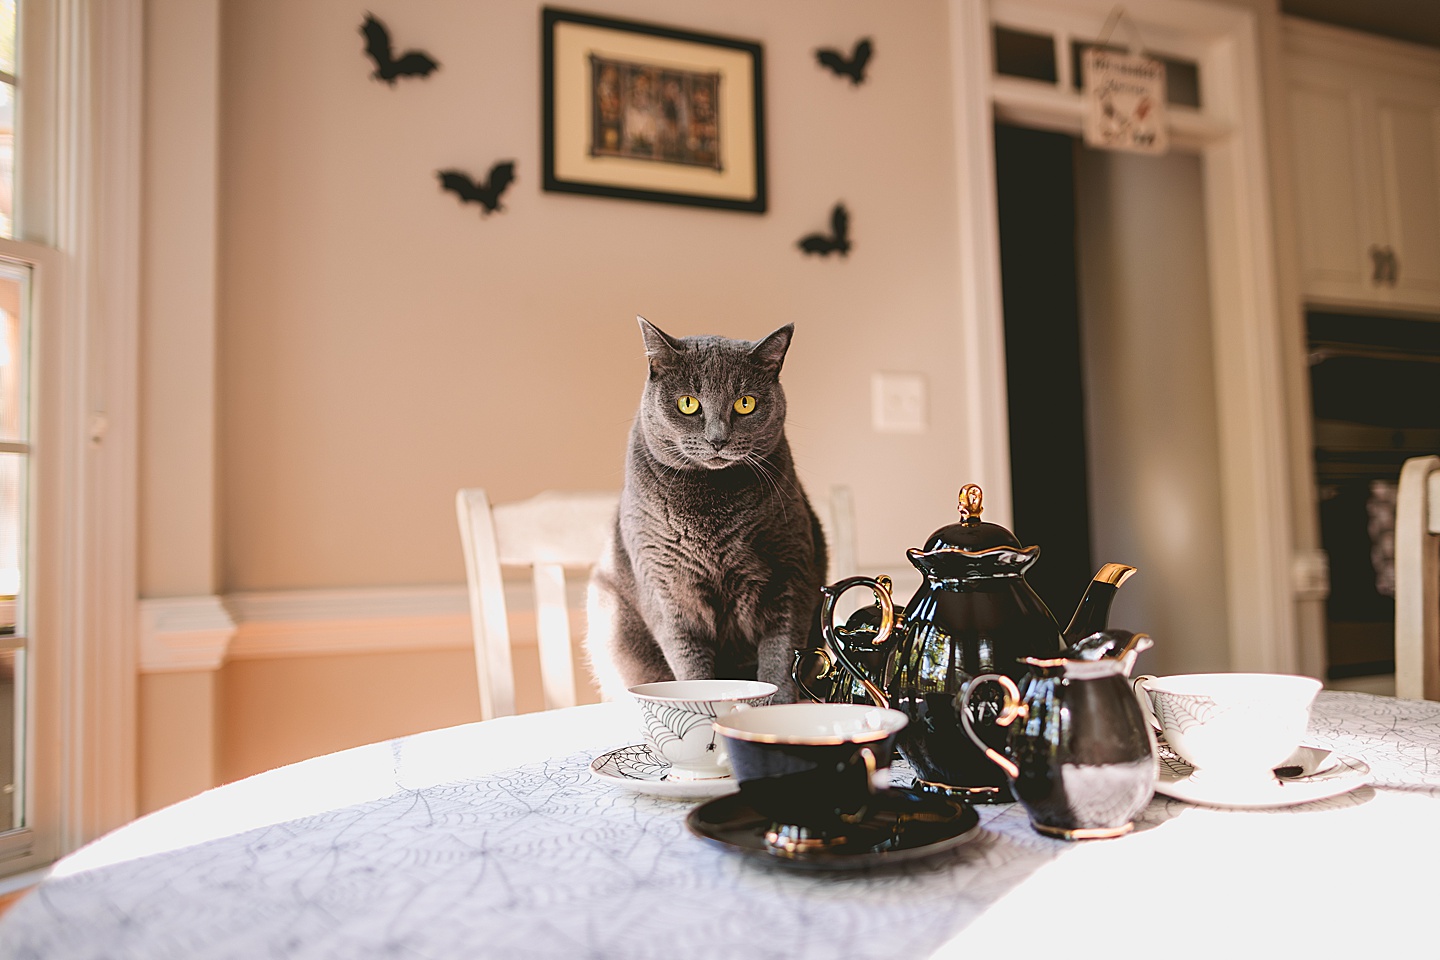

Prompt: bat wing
[
  {"left": 393, "top": 51, "right": 439, "bottom": 79},
  {"left": 850, "top": 39, "right": 873, "bottom": 79},
  {"left": 485, "top": 161, "right": 516, "bottom": 198},
  {"left": 815, "top": 48, "right": 848, "bottom": 75},
  {"left": 438, "top": 170, "right": 481, "bottom": 202},
  {"left": 798, "top": 234, "right": 833, "bottom": 255},
  {"left": 830, "top": 203, "right": 849, "bottom": 240},
  {"left": 361, "top": 15, "right": 393, "bottom": 72}
]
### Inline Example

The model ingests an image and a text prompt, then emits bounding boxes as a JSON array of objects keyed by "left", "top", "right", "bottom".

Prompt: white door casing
[{"left": 949, "top": 0, "right": 1299, "bottom": 673}]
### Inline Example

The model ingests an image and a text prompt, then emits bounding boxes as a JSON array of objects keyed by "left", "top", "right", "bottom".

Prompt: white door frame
[{"left": 949, "top": 0, "right": 1299, "bottom": 673}]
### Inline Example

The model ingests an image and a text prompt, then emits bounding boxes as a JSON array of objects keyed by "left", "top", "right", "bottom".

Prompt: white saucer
[
  {"left": 589, "top": 743, "right": 740, "bottom": 801},
  {"left": 1154, "top": 744, "right": 1370, "bottom": 809}
]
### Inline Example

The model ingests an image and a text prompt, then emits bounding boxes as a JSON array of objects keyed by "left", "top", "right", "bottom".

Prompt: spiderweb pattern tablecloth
[{"left": 3, "top": 691, "right": 1438, "bottom": 960}]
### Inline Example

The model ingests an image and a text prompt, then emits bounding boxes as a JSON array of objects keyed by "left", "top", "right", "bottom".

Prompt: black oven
[{"left": 1309, "top": 311, "right": 1440, "bottom": 679}]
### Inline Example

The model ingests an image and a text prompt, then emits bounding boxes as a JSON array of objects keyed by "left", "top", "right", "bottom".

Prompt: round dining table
[{"left": 1, "top": 690, "right": 1438, "bottom": 959}]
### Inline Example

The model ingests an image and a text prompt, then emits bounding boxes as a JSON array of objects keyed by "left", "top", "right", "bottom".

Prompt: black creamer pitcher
[
  {"left": 819, "top": 484, "right": 1136, "bottom": 803},
  {"left": 959, "top": 645, "right": 1157, "bottom": 839}
]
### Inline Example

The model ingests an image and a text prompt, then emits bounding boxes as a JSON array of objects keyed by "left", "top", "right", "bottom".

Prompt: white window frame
[{"left": 1, "top": 0, "right": 141, "bottom": 881}]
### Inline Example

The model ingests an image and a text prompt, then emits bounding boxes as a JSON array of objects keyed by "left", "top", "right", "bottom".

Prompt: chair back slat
[
  {"left": 532, "top": 562, "right": 578, "bottom": 710},
  {"left": 1395, "top": 455, "right": 1440, "bottom": 702},
  {"left": 1429, "top": 472, "right": 1440, "bottom": 536},
  {"left": 459, "top": 485, "right": 858, "bottom": 716},
  {"left": 492, "top": 492, "right": 618, "bottom": 564},
  {"left": 457, "top": 488, "right": 618, "bottom": 719},
  {"left": 456, "top": 489, "right": 518, "bottom": 720}
]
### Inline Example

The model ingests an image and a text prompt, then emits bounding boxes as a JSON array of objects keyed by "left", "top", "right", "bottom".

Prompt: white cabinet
[{"left": 1285, "top": 19, "right": 1440, "bottom": 314}]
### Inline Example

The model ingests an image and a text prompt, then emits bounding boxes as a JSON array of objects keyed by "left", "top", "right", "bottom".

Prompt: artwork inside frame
[{"left": 541, "top": 7, "right": 767, "bottom": 213}]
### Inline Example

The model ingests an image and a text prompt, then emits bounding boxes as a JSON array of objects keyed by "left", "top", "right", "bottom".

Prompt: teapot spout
[{"left": 1061, "top": 563, "right": 1137, "bottom": 644}]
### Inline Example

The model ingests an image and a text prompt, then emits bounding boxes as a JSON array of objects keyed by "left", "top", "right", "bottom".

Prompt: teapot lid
[{"left": 922, "top": 484, "right": 1024, "bottom": 552}]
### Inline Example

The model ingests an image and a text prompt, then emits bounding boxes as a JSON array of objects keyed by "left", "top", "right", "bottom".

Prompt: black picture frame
[{"left": 541, "top": 8, "right": 767, "bottom": 213}]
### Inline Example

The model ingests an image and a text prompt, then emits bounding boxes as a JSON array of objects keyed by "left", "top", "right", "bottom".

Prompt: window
[
  {"left": 991, "top": 22, "right": 1203, "bottom": 108},
  {"left": 0, "top": 258, "right": 27, "bottom": 837},
  {"left": 0, "top": 0, "right": 13, "bottom": 239},
  {"left": 0, "top": 0, "right": 147, "bottom": 879}
]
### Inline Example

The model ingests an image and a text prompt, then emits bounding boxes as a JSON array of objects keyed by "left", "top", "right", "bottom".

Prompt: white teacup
[
  {"left": 628, "top": 680, "right": 777, "bottom": 780},
  {"left": 1134, "top": 672, "right": 1322, "bottom": 784}
]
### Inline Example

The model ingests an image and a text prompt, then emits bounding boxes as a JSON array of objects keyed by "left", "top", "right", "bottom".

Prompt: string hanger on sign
[
  {"left": 1095, "top": 5, "right": 1149, "bottom": 56},
  {"left": 1082, "top": 5, "right": 1169, "bottom": 156}
]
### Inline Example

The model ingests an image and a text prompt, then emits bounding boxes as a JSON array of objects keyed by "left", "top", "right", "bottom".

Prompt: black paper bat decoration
[
  {"left": 438, "top": 162, "right": 516, "bottom": 215},
  {"left": 361, "top": 13, "right": 440, "bottom": 85},
  {"left": 816, "top": 38, "right": 873, "bottom": 85},
  {"left": 798, "top": 203, "right": 851, "bottom": 257}
]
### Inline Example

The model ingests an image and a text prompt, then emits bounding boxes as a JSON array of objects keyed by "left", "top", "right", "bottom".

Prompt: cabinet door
[
  {"left": 1287, "top": 81, "right": 1379, "bottom": 300},
  {"left": 1374, "top": 92, "right": 1440, "bottom": 308}
]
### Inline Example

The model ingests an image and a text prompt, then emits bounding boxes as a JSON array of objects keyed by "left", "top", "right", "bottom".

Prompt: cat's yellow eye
[
  {"left": 734, "top": 396, "right": 757, "bottom": 415},
  {"left": 677, "top": 395, "right": 701, "bottom": 415}
]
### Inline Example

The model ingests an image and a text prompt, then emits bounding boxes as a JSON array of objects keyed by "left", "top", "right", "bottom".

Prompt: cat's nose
[{"left": 708, "top": 438, "right": 728, "bottom": 451}]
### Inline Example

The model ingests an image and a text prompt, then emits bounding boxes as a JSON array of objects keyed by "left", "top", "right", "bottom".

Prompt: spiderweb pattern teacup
[{"left": 628, "top": 680, "right": 777, "bottom": 780}]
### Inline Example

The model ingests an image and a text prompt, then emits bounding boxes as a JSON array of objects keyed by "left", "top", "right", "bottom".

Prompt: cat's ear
[
  {"left": 749, "top": 323, "right": 794, "bottom": 376},
  {"left": 638, "top": 316, "right": 683, "bottom": 376}
]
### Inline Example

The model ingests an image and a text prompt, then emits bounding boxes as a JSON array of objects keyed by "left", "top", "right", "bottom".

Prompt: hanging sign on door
[{"left": 1082, "top": 47, "right": 1168, "bottom": 155}]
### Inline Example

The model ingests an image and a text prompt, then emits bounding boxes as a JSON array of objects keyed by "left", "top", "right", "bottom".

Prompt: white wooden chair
[
  {"left": 456, "top": 489, "right": 619, "bottom": 720},
  {"left": 814, "top": 484, "right": 858, "bottom": 582},
  {"left": 456, "top": 484, "right": 858, "bottom": 719},
  {"left": 1395, "top": 455, "right": 1440, "bottom": 701}
]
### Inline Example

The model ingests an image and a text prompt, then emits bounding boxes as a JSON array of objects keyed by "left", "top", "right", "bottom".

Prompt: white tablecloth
[{"left": 2, "top": 691, "right": 1438, "bottom": 959}]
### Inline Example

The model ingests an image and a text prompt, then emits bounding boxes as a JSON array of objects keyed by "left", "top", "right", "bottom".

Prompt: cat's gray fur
[{"left": 585, "top": 318, "right": 827, "bottom": 703}]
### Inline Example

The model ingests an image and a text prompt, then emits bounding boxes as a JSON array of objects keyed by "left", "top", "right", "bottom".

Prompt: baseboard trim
[
  {"left": 225, "top": 586, "right": 473, "bottom": 661},
  {"left": 140, "top": 568, "right": 895, "bottom": 673},
  {"left": 137, "top": 596, "right": 238, "bottom": 673},
  {"left": 140, "top": 584, "right": 524, "bottom": 672}
]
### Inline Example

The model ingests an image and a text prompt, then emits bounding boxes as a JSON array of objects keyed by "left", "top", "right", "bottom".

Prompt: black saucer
[{"left": 685, "top": 786, "right": 981, "bottom": 870}]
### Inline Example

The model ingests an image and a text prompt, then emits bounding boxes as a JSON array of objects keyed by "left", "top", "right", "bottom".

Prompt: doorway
[
  {"left": 995, "top": 121, "right": 1232, "bottom": 675},
  {"left": 957, "top": 0, "right": 1298, "bottom": 675}
]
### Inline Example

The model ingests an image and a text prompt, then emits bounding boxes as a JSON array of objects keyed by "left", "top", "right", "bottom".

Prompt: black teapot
[{"left": 815, "top": 484, "right": 1137, "bottom": 803}]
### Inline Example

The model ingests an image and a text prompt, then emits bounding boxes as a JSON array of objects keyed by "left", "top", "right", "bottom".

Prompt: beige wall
[
  {"left": 215, "top": 0, "right": 971, "bottom": 594},
  {"left": 218, "top": 650, "right": 481, "bottom": 783},
  {"left": 141, "top": 0, "right": 220, "bottom": 598},
  {"left": 139, "top": 671, "right": 218, "bottom": 812},
  {"left": 138, "top": 0, "right": 982, "bottom": 797}
]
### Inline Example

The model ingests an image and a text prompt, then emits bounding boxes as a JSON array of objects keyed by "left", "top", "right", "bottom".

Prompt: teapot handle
[
  {"left": 957, "top": 674, "right": 1024, "bottom": 780},
  {"left": 818, "top": 576, "right": 896, "bottom": 709},
  {"left": 791, "top": 648, "right": 836, "bottom": 704}
]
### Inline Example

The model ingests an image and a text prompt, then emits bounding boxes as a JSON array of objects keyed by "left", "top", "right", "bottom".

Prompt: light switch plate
[{"left": 871, "top": 372, "right": 927, "bottom": 433}]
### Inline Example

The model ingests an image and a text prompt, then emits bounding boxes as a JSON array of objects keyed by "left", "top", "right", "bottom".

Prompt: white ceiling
[{"left": 1281, "top": 0, "right": 1440, "bottom": 49}]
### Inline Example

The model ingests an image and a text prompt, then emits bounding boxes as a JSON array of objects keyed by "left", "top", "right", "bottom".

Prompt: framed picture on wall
[{"left": 541, "top": 8, "right": 767, "bottom": 213}]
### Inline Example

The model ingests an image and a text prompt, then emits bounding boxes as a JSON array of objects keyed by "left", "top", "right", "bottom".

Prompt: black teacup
[{"left": 713, "top": 703, "right": 909, "bottom": 854}]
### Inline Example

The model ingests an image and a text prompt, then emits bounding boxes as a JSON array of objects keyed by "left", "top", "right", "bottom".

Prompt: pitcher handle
[
  {"left": 818, "top": 576, "right": 896, "bottom": 709},
  {"left": 957, "top": 674, "right": 1023, "bottom": 780},
  {"left": 1131, "top": 674, "right": 1162, "bottom": 734}
]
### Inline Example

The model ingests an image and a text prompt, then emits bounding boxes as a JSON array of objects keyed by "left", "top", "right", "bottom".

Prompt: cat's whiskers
[
  {"left": 759, "top": 450, "right": 805, "bottom": 496},
  {"left": 741, "top": 452, "right": 789, "bottom": 522}
]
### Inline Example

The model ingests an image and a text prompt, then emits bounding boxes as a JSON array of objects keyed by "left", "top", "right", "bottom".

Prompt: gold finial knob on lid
[{"left": 957, "top": 484, "right": 984, "bottom": 522}]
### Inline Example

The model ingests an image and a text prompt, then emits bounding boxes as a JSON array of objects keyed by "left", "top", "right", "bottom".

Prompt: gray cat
[{"left": 585, "top": 317, "right": 827, "bottom": 703}]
